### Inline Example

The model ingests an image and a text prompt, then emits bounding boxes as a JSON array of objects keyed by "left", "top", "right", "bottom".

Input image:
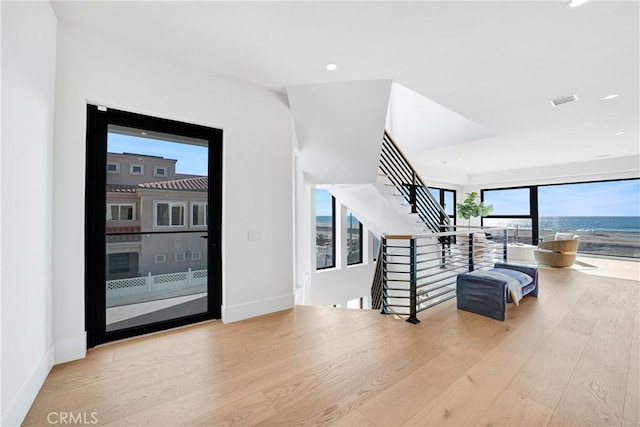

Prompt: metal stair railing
[
  {"left": 379, "top": 130, "right": 452, "bottom": 233},
  {"left": 371, "top": 244, "right": 384, "bottom": 310},
  {"left": 381, "top": 228, "right": 508, "bottom": 323}
]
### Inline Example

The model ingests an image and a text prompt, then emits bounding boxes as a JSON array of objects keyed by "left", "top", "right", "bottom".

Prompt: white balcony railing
[{"left": 106, "top": 268, "right": 207, "bottom": 298}]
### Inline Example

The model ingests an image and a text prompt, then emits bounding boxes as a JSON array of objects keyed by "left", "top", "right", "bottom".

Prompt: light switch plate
[{"left": 247, "top": 231, "right": 262, "bottom": 241}]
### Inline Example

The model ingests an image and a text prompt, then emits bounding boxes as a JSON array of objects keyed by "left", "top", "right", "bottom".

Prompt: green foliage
[{"left": 456, "top": 191, "right": 494, "bottom": 221}]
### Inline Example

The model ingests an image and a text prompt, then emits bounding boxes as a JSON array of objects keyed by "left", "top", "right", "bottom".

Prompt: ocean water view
[
  {"left": 317, "top": 215, "right": 640, "bottom": 258},
  {"left": 488, "top": 216, "right": 640, "bottom": 233},
  {"left": 318, "top": 216, "right": 640, "bottom": 232},
  {"left": 317, "top": 216, "right": 333, "bottom": 225}
]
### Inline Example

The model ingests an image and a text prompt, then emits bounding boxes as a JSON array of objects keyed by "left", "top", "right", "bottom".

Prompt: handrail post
[
  {"left": 381, "top": 237, "right": 390, "bottom": 314},
  {"left": 502, "top": 228, "right": 508, "bottom": 262},
  {"left": 468, "top": 233, "right": 475, "bottom": 272},
  {"left": 406, "top": 238, "right": 420, "bottom": 324}
]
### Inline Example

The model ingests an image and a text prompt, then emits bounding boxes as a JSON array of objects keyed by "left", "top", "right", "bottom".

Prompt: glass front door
[{"left": 86, "top": 106, "right": 222, "bottom": 346}]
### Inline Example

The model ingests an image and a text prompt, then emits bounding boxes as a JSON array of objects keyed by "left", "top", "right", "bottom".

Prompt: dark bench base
[{"left": 456, "top": 263, "right": 538, "bottom": 321}]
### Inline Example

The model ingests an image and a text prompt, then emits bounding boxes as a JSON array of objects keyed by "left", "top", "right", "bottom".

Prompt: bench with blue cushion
[{"left": 456, "top": 263, "right": 538, "bottom": 321}]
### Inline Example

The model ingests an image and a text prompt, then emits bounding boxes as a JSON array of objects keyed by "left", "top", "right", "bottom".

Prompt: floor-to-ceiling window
[
  {"left": 481, "top": 178, "right": 639, "bottom": 258},
  {"left": 538, "top": 179, "right": 640, "bottom": 258}
]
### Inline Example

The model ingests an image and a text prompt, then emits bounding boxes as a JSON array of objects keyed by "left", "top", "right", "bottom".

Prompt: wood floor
[{"left": 25, "top": 257, "right": 639, "bottom": 426}]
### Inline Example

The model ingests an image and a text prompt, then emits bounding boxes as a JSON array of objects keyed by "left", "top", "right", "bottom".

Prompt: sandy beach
[{"left": 515, "top": 229, "right": 640, "bottom": 258}]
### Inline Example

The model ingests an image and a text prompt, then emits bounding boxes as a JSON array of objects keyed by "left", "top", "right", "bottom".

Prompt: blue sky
[
  {"left": 316, "top": 189, "right": 333, "bottom": 216},
  {"left": 538, "top": 180, "right": 640, "bottom": 216},
  {"left": 485, "top": 180, "right": 640, "bottom": 216},
  {"left": 484, "top": 188, "right": 531, "bottom": 215},
  {"left": 108, "top": 133, "right": 208, "bottom": 175}
]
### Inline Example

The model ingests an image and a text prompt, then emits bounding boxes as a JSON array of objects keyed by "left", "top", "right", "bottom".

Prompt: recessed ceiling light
[
  {"left": 326, "top": 63, "right": 337, "bottom": 71},
  {"left": 615, "top": 131, "right": 625, "bottom": 135},
  {"left": 140, "top": 131, "right": 148, "bottom": 136},
  {"left": 567, "top": 0, "right": 590, "bottom": 8},
  {"left": 603, "top": 93, "right": 620, "bottom": 100}
]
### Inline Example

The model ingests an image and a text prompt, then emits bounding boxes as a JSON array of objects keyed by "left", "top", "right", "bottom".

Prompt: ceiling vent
[{"left": 550, "top": 94, "right": 579, "bottom": 107}]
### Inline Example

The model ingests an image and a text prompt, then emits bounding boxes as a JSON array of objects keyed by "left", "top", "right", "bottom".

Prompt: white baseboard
[
  {"left": 54, "top": 332, "right": 86, "bottom": 364},
  {"left": 1, "top": 346, "right": 54, "bottom": 427},
  {"left": 222, "top": 294, "right": 294, "bottom": 323}
]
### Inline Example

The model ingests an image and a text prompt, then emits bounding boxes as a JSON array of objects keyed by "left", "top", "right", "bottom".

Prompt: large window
[
  {"left": 538, "top": 179, "right": 640, "bottom": 258},
  {"left": 482, "top": 187, "right": 536, "bottom": 244},
  {"left": 429, "top": 187, "right": 456, "bottom": 230},
  {"left": 347, "top": 210, "right": 363, "bottom": 265},
  {"left": 155, "top": 201, "right": 185, "bottom": 227},
  {"left": 482, "top": 178, "right": 640, "bottom": 257},
  {"left": 316, "top": 189, "right": 335, "bottom": 269}
]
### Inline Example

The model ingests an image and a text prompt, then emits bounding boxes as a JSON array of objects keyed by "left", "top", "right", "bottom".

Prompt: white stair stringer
[{"left": 326, "top": 181, "right": 432, "bottom": 237}]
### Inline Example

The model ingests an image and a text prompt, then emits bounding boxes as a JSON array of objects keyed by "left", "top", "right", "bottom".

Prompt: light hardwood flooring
[{"left": 24, "top": 257, "right": 640, "bottom": 426}]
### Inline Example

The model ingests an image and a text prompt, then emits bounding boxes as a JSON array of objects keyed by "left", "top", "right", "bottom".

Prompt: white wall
[
  {"left": 468, "top": 155, "right": 640, "bottom": 188},
  {"left": 1, "top": 2, "right": 57, "bottom": 425},
  {"left": 288, "top": 80, "right": 392, "bottom": 184},
  {"left": 53, "top": 23, "right": 293, "bottom": 361}
]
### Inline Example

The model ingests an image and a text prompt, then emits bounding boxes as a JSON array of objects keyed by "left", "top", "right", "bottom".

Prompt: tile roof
[
  {"left": 138, "top": 176, "right": 208, "bottom": 192},
  {"left": 106, "top": 184, "right": 138, "bottom": 193}
]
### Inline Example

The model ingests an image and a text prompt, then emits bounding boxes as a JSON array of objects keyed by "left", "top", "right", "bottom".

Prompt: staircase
[
  {"left": 378, "top": 131, "right": 452, "bottom": 234},
  {"left": 325, "top": 131, "right": 452, "bottom": 237}
]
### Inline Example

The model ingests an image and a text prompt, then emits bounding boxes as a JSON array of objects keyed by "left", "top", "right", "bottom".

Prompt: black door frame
[{"left": 85, "top": 105, "right": 222, "bottom": 347}]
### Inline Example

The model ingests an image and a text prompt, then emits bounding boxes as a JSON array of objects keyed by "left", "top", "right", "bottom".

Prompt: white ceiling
[{"left": 51, "top": 1, "right": 639, "bottom": 178}]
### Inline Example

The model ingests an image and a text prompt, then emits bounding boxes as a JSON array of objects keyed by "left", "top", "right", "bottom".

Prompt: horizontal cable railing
[
  {"left": 380, "top": 131, "right": 451, "bottom": 233},
  {"left": 381, "top": 227, "right": 508, "bottom": 323}
]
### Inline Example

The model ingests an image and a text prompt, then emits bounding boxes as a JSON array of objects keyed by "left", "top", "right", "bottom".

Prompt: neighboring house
[{"left": 105, "top": 152, "right": 208, "bottom": 280}]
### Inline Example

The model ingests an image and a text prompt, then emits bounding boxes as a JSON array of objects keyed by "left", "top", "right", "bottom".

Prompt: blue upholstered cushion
[{"left": 491, "top": 268, "right": 532, "bottom": 287}]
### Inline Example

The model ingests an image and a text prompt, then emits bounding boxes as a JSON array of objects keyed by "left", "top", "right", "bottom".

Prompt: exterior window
[
  {"left": 155, "top": 202, "right": 185, "bottom": 227},
  {"left": 316, "top": 189, "right": 335, "bottom": 270},
  {"left": 483, "top": 188, "right": 530, "bottom": 216},
  {"left": 372, "top": 236, "right": 380, "bottom": 261},
  {"left": 482, "top": 179, "right": 640, "bottom": 258},
  {"left": 175, "top": 252, "right": 186, "bottom": 262},
  {"left": 538, "top": 179, "right": 640, "bottom": 258},
  {"left": 154, "top": 254, "right": 167, "bottom": 264},
  {"left": 108, "top": 253, "right": 129, "bottom": 274},
  {"left": 429, "top": 186, "right": 456, "bottom": 230},
  {"left": 129, "top": 163, "right": 144, "bottom": 175},
  {"left": 154, "top": 165, "right": 167, "bottom": 177},
  {"left": 482, "top": 187, "right": 535, "bottom": 244},
  {"left": 347, "top": 210, "right": 363, "bottom": 265},
  {"left": 107, "top": 162, "right": 120, "bottom": 174},
  {"left": 192, "top": 202, "right": 208, "bottom": 227},
  {"left": 191, "top": 251, "right": 202, "bottom": 261},
  {"left": 106, "top": 204, "right": 135, "bottom": 221}
]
